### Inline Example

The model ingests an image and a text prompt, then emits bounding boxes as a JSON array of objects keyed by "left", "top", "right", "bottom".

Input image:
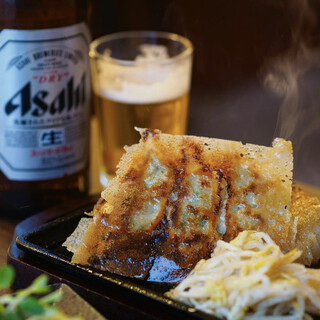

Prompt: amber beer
[
  {"left": 0, "top": 0, "right": 91, "bottom": 218},
  {"left": 90, "top": 31, "right": 193, "bottom": 182},
  {"left": 95, "top": 92, "right": 190, "bottom": 174}
]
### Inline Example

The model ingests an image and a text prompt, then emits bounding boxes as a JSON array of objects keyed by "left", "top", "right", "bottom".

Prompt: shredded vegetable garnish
[{"left": 167, "top": 231, "right": 320, "bottom": 320}]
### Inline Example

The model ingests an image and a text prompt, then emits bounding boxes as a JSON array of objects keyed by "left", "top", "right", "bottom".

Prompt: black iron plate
[{"left": 15, "top": 202, "right": 215, "bottom": 320}]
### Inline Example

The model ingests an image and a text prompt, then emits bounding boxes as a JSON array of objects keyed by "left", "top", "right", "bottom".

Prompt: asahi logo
[{"left": 5, "top": 73, "right": 86, "bottom": 117}]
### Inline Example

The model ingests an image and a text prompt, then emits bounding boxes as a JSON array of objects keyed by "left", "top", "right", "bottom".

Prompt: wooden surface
[{"left": 0, "top": 218, "right": 18, "bottom": 265}]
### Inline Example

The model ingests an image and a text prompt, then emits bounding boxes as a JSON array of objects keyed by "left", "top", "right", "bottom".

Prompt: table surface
[{"left": 1, "top": 116, "right": 320, "bottom": 266}]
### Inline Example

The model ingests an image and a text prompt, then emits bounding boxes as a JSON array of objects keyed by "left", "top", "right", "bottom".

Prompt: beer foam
[
  {"left": 93, "top": 47, "right": 192, "bottom": 104},
  {"left": 135, "top": 44, "right": 169, "bottom": 62}
]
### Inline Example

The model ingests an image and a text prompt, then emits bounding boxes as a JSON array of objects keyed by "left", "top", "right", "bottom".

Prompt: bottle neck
[{"left": 0, "top": 0, "right": 89, "bottom": 30}]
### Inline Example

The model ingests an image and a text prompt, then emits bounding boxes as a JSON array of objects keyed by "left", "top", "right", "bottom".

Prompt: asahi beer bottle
[{"left": 0, "top": 1, "right": 91, "bottom": 218}]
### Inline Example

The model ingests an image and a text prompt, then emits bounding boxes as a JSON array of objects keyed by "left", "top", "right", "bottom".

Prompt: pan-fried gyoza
[{"left": 66, "top": 128, "right": 301, "bottom": 282}]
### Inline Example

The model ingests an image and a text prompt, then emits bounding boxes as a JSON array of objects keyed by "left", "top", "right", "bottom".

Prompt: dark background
[{"left": 88, "top": 0, "right": 320, "bottom": 186}]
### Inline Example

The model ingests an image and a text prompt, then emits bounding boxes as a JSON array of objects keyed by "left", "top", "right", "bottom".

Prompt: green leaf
[
  {"left": 0, "top": 268, "right": 83, "bottom": 320},
  {"left": 0, "top": 294, "right": 14, "bottom": 305},
  {"left": 0, "top": 265, "right": 15, "bottom": 290},
  {"left": 18, "top": 296, "right": 44, "bottom": 316},
  {"left": 30, "top": 274, "right": 49, "bottom": 292},
  {"left": 0, "top": 303, "right": 6, "bottom": 315},
  {"left": 1, "top": 310, "right": 22, "bottom": 320},
  {"left": 17, "top": 275, "right": 50, "bottom": 296},
  {"left": 38, "top": 290, "right": 63, "bottom": 305}
]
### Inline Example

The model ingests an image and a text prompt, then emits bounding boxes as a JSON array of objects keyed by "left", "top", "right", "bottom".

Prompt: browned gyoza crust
[
  {"left": 291, "top": 186, "right": 320, "bottom": 265},
  {"left": 72, "top": 129, "right": 294, "bottom": 282}
]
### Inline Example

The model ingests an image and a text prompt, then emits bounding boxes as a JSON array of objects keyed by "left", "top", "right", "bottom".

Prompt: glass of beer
[{"left": 90, "top": 31, "right": 193, "bottom": 185}]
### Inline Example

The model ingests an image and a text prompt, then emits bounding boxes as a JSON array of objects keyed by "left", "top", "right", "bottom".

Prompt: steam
[
  {"left": 262, "top": 0, "right": 320, "bottom": 149},
  {"left": 265, "top": 46, "right": 320, "bottom": 147}
]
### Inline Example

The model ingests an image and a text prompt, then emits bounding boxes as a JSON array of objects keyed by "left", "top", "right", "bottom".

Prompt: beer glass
[{"left": 90, "top": 31, "right": 193, "bottom": 185}]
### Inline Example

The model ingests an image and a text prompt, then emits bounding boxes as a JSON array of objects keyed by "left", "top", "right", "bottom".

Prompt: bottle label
[{"left": 0, "top": 23, "right": 91, "bottom": 181}]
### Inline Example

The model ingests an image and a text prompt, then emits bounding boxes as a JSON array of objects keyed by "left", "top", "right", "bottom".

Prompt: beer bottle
[{"left": 0, "top": 1, "right": 91, "bottom": 218}]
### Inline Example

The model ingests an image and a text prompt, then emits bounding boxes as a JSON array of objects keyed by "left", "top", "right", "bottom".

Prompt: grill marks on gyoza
[{"left": 90, "top": 141, "right": 234, "bottom": 282}]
